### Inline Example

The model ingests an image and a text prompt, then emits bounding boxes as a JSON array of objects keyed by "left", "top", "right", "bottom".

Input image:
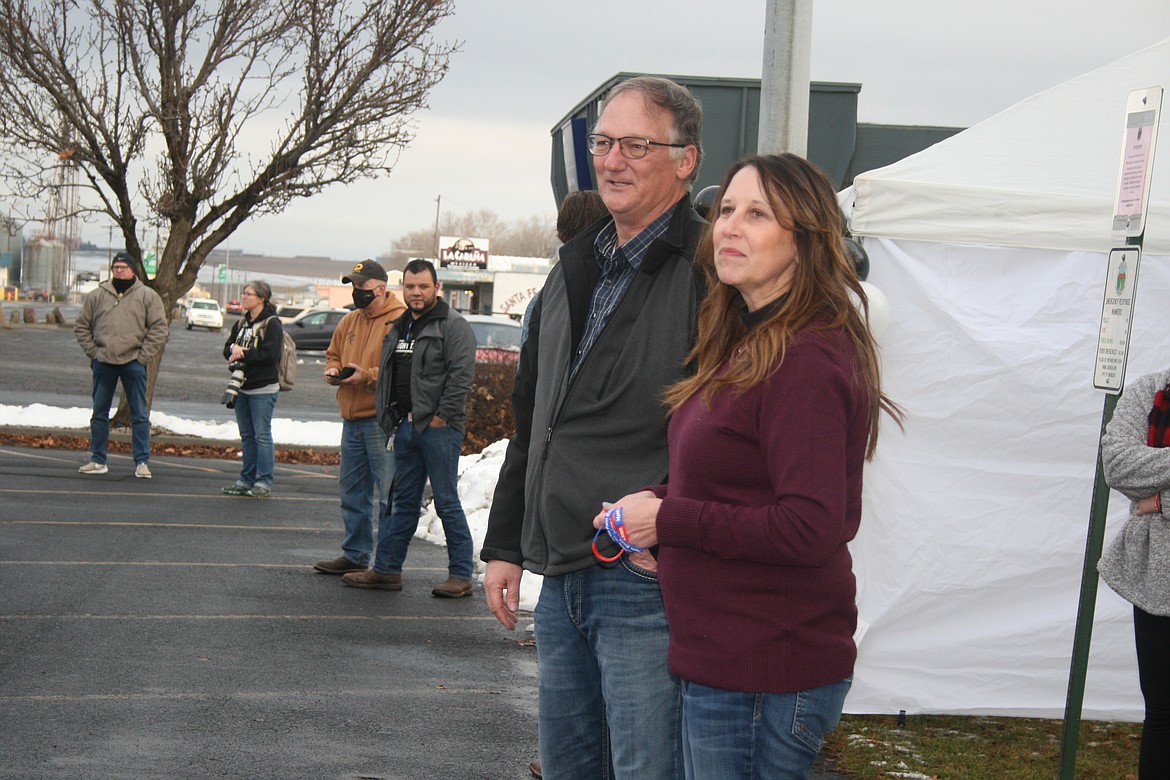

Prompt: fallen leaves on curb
[{"left": 0, "top": 431, "right": 341, "bottom": 466}]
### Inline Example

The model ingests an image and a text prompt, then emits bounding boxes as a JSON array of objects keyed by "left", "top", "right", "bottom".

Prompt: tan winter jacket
[
  {"left": 325, "top": 291, "right": 406, "bottom": 420},
  {"left": 74, "top": 278, "right": 169, "bottom": 366}
]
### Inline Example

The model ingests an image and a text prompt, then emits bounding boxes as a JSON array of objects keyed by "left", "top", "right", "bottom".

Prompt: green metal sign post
[
  {"left": 1058, "top": 239, "right": 1141, "bottom": 778},
  {"left": 1058, "top": 83, "right": 1161, "bottom": 779}
]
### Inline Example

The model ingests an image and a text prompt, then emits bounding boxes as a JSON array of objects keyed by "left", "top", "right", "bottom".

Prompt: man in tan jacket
[
  {"left": 74, "top": 252, "right": 169, "bottom": 479},
  {"left": 312, "top": 260, "right": 406, "bottom": 575}
]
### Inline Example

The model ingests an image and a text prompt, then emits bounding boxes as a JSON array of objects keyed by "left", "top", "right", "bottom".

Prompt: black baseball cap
[{"left": 342, "top": 259, "right": 388, "bottom": 285}]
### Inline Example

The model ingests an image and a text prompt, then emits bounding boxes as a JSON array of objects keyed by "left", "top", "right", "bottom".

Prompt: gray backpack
[{"left": 257, "top": 317, "right": 296, "bottom": 391}]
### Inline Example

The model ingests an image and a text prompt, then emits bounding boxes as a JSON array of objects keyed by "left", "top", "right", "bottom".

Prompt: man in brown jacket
[
  {"left": 74, "top": 252, "right": 169, "bottom": 479},
  {"left": 312, "top": 260, "right": 406, "bottom": 575}
]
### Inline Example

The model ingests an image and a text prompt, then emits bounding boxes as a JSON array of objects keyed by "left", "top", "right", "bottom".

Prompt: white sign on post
[
  {"left": 1112, "top": 87, "right": 1163, "bottom": 236},
  {"left": 1093, "top": 247, "right": 1141, "bottom": 393}
]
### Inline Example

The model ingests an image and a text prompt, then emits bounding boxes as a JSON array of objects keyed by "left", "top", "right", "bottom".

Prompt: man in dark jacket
[
  {"left": 481, "top": 76, "right": 705, "bottom": 779},
  {"left": 73, "top": 252, "right": 169, "bottom": 478},
  {"left": 342, "top": 259, "right": 477, "bottom": 598}
]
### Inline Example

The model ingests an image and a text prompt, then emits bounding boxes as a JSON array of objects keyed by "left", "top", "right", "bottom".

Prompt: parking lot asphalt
[{"left": 0, "top": 444, "right": 540, "bottom": 779}]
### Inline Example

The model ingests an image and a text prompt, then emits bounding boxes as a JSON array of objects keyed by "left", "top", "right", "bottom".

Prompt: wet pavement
[
  {"left": 0, "top": 438, "right": 855, "bottom": 779},
  {"left": 0, "top": 443, "right": 539, "bottom": 779}
]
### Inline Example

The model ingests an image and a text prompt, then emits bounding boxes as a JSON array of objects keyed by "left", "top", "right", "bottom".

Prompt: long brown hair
[{"left": 664, "top": 154, "right": 902, "bottom": 459}]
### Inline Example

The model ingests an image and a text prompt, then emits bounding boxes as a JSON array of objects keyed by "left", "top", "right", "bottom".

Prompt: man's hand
[
  {"left": 430, "top": 415, "right": 447, "bottom": 428},
  {"left": 324, "top": 364, "right": 363, "bottom": 386},
  {"left": 338, "top": 363, "right": 363, "bottom": 385},
  {"left": 484, "top": 560, "right": 523, "bottom": 630}
]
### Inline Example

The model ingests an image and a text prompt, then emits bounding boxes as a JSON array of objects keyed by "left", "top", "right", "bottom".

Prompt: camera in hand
[{"left": 221, "top": 361, "right": 246, "bottom": 408}]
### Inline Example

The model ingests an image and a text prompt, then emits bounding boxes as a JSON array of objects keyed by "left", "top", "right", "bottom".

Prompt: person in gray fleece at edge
[{"left": 1099, "top": 367, "right": 1170, "bottom": 779}]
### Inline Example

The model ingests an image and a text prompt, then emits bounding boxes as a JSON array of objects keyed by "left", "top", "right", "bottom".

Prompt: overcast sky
[{"left": 207, "top": 1, "right": 1170, "bottom": 260}]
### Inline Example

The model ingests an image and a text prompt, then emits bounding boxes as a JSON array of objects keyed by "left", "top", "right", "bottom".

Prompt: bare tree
[
  {"left": 505, "top": 214, "right": 557, "bottom": 258},
  {"left": 383, "top": 208, "right": 556, "bottom": 268},
  {"left": 0, "top": 0, "right": 456, "bottom": 415}
]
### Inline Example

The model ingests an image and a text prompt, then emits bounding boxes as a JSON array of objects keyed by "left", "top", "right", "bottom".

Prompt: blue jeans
[
  {"left": 338, "top": 418, "right": 395, "bottom": 567},
  {"left": 233, "top": 391, "right": 278, "bottom": 487},
  {"left": 535, "top": 559, "right": 683, "bottom": 779},
  {"left": 681, "top": 677, "right": 851, "bottom": 780},
  {"left": 89, "top": 360, "right": 150, "bottom": 465},
  {"left": 374, "top": 423, "right": 473, "bottom": 579}
]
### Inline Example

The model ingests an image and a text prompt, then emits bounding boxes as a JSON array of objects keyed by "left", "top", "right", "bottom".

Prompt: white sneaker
[
  {"left": 135, "top": 463, "right": 152, "bottom": 479},
  {"left": 79, "top": 461, "right": 108, "bottom": 475}
]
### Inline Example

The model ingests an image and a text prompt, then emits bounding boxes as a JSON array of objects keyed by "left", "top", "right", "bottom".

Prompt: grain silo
[
  {"left": 0, "top": 214, "right": 21, "bottom": 289},
  {"left": 23, "top": 236, "right": 64, "bottom": 295}
]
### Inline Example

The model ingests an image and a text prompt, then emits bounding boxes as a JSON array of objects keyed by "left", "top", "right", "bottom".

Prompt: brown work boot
[
  {"left": 431, "top": 577, "right": 473, "bottom": 598},
  {"left": 312, "top": 556, "right": 366, "bottom": 575},
  {"left": 341, "top": 569, "right": 403, "bottom": 590}
]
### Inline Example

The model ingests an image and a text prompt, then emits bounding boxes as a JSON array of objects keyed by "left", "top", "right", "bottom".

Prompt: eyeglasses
[
  {"left": 586, "top": 134, "right": 687, "bottom": 160},
  {"left": 111, "top": 264, "right": 133, "bottom": 272},
  {"left": 240, "top": 291, "right": 258, "bottom": 297}
]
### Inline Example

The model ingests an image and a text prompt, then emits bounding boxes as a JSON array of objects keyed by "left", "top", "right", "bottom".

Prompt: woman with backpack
[{"left": 221, "top": 280, "right": 283, "bottom": 498}]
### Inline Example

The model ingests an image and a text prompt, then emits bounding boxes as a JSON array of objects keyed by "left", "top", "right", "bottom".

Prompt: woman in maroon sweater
[{"left": 595, "top": 154, "right": 902, "bottom": 779}]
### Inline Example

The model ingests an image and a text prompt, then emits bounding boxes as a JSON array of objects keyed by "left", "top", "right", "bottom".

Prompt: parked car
[
  {"left": 185, "top": 298, "right": 224, "bottom": 331},
  {"left": 25, "top": 287, "right": 50, "bottom": 302},
  {"left": 285, "top": 307, "right": 350, "bottom": 351},
  {"left": 276, "top": 304, "right": 310, "bottom": 322},
  {"left": 225, "top": 299, "right": 244, "bottom": 315},
  {"left": 464, "top": 314, "right": 522, "bottom": 364}
]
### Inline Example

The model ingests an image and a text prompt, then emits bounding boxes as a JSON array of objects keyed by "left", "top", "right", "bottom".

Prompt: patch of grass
[{"left": 823, "top": 714, "right": 1141, "bottom": 779}]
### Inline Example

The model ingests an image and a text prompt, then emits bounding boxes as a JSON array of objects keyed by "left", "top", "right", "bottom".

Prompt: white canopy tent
[{"left": 842, "top": 38, "right": 1170, "bottom": 720}]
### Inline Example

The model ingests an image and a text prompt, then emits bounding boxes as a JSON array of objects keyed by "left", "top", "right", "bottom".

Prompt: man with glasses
[
  {"left": 483, "top": 76, "right": 705, "bottom": 779},
  {"left": 74, "top": 252, "right": 169, "bottom": 478},
  {"left": 312, "top": 260, "right": 407, "bottom": 577}
]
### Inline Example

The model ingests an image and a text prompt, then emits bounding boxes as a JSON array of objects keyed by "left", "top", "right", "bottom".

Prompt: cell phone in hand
[{"left": 337, "top": 366, "right": 357, "bottom": 379}]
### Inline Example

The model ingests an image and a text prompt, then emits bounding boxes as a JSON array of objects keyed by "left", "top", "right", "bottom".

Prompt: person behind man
[
  {"left": 341, "top": 259, "right": 477, "bottom": 598},
  {"left": 481, "top": 76, "right": 705, "bottom": 778},
  {"left": 521, "top": 189, "right": 609, "bottom": 346},
  {"left": 312, "top": 260, "right": 406, "bottom": 575},
  {"left": 220, "top": 280, "right": 282, "bottom": 498},
  {"left": 74, "top": 252, "right": 169, "bottom": 478}
]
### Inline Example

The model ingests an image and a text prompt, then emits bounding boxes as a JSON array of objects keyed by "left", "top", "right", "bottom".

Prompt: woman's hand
[
  {"left": 592, "top": 490, "right": 662, "bottom": 549},
  {"left": 1135, "top": 493, "right": 1162, "bottom": 517},
  {"left": 228, "top": 345, "right": 246, "bottom": 362}
]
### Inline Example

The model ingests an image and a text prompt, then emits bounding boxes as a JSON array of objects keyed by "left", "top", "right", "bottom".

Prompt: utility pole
[
  {"left": 433, "top": 194, "right": 441, "bottom": 258},
  {"left": 758, "top": 0, "right": 813, "bottom": 156}
]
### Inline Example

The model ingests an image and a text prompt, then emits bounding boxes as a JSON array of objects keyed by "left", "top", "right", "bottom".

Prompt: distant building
[{"left": 416, "top": 253, "right": 550, "bottom": 317}]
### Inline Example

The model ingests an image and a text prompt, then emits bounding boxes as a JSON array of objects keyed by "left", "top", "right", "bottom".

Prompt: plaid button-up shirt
[{"left": 571, "top": 205, "right": 679, "bottom": 375}]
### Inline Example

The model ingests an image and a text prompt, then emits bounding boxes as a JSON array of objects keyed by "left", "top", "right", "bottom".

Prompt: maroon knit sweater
[{"left": 653, "top": 326, "right": 869, "bottom": 694}]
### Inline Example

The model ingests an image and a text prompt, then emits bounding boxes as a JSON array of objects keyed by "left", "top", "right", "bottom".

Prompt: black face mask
[
  {"left": 352, "top": 287, "right": 378, "bottom": 309},
  {"left": 112, "top": 277, "right": 134, "bottom": 294}
]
